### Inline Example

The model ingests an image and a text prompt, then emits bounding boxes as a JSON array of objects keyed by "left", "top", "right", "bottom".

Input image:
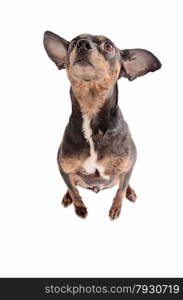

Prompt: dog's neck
[
  {"left": 70, "top": 79, "right": 117, "bottom": 115},
  {"left": 70, "top": 83, "right": 121, "bottom": 135}
]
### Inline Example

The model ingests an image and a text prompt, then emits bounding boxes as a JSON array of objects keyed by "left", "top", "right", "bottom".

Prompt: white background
[{"left": 0, "top": 0, "right": 183, "bottom": 277}]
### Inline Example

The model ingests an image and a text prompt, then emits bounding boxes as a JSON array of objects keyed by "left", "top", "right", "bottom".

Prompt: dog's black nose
[{"left": 76, "top": 39, "right": 93, "bottom": 51}]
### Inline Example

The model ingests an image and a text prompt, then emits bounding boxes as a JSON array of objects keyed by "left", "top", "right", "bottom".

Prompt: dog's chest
[{"left": 82, "top": 114, "right": 108, "bottom": 179}]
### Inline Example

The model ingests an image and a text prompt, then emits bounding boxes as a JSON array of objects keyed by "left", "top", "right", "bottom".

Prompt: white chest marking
[{"left": 82, "top": 114, "right": 109, "bottom": 179}]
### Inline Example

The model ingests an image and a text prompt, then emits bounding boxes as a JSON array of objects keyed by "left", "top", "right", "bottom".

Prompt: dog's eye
[
  {"left": 103, "top": 42, "right": 114, "bottom": 52},
  {"left": 70, "top": 40, "right": 77, "bottom": 48}
]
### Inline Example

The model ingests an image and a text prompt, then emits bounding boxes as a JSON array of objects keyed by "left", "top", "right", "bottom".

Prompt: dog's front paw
[
  {"left": 75, "top": 204, "right": 88, "bottom": 219},
  {"left": 109, "top": 205, "right": 121, "bottom": 220},
  {"left": 62, "top": 191, "right": 73, "bottom": 207}
]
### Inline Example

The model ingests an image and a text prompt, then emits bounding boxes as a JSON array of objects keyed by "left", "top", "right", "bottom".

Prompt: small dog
[{"left": 43, "top": 31, "right": 161, "bottom": 220}]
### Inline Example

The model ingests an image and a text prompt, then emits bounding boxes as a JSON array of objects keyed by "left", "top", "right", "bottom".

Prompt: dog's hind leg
[{"left": 126, "top": 184, "right": 137, "bottom": 202}]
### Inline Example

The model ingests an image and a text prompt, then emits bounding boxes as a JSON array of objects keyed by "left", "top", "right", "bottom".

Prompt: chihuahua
[{"left": 43, "top": 31, "right": 161, "bottom": 220}]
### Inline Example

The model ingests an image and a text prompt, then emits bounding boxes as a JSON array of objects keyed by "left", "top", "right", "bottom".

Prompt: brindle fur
[{"left": 43, "top": 31, "right": 161, "bottom": 219}]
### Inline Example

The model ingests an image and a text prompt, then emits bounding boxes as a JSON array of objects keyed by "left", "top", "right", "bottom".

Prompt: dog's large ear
[
  {"left": 43, "top": 31, "right": 69, "bottom": 69},
  {"left": 119, "top": 49, "right": 161, "bottom": 81}
]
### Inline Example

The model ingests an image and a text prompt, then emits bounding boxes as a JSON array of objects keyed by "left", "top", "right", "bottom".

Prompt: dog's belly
[
  {"left": 82, "top": 157, "right": 109, "bottom": 179},
  {"left": 74, "top": 171, "right": 119, "bottom": 193}
]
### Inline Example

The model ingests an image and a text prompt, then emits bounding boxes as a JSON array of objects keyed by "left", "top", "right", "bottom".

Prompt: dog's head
[{"left": 43, "top": 31, "right": 161, "bottom": 85}]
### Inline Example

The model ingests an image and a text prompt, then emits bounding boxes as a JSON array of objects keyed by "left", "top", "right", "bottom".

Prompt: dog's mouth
[
  {"left": 71, "top": 55, "right": 97, "bottom": 81},
  {"left": 74, "top": 57, "right": 93, "bottom": 67}
]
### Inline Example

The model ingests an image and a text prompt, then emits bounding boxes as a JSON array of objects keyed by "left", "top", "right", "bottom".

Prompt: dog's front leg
[
  {"left": 59, "top": 167, "right": 88, "bottom": 219},
  {"left": 109, "top": 169, "right": 133, "bottom": 220}
]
